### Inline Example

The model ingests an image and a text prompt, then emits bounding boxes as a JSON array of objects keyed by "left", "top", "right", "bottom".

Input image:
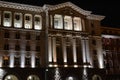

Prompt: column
[
  {"left": 31, "top": 53, "right": 35, "bottom": 68},
  {"left": 97, "top": 38, "right": 104, "bottom": 68},
  {"left": 85, "top": 38, "right": 91, "bottom": 65},
  {"left": 72, "top": 38, "right": 77, "bottom": 63},
  {"left": 48, "top": 37, "right": 52, "bottom": 62},
  {"left": 0, "top": 56, "right": 3, "bottom": 67},
  {"left": 53, "top": 37, "right": 57, "bottom": 63},
  {"left": 9, "top": 53, "right": 14, "bottom": 68},
  {"left": 62, "top": 37, "right": 67, "bottom": 63},
  {"left": 81, "top": 38, "right": 86, "bottom": 63},
  {"left": 81, "top": 19, "right": 85, "bottom": 31},
  {"left": 20, "top": 53, "right": 25, "bottom": 68}
]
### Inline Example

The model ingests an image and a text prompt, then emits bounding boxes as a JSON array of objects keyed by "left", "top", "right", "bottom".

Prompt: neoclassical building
[{"left": 0, "top": 1, "right": 115, "bottom": 80}]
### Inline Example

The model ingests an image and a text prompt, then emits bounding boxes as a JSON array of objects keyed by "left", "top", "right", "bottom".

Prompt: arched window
[
  {"left": 27, "top": 75, "right": 40, "bottom": 80},
  {"left": 64, "top": 16, "right": 72, "bottom": 30},
  {"left": 14, "top": 13, "right": 22, "bottom": 28},
  {"left": 3, "top": 11, "right": 12, "bottom": 27},
  {"left": 4, "top": 75, "right": 18, "bottom": 80},
  {"left": 24, "top": 14, "right": 32, "bottom": 29},
  {"left": 34, "top": 15, "right": 42, "bottom": 30},
  {"left": 54, "top": 14, "right": 63, "bottom": 29},
  {"left": 73, "top": 17, "right": 82, "bottom": 31}
]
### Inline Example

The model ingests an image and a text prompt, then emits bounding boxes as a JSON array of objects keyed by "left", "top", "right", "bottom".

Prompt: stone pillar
[
  {"left": 48, "top": 37, "right": 52, "bottom": 62},
  {"left": 31, "top": 53, "right": 35, "bottom": 68},
  {"left": 62, "top": 37, "right": 67, "bottom": 63},
  {"left": 9, "top": 53, "right": 14, "bottom": 68},
  {"left": 72, "top": 38, "right": 77, "bottom": 63},
  {"left": 53, "top": 37, "right": 57, "bottom": 63},
  {"left": 81, "top": 38, "right": 86, "bottom": 63},
  {"left": 20, "top": 53, "right": 25, "bottom": 68},
  {"left": 0, "top": 56, "right": 3, "bottom": 67},
  {"left": 97, "top": 38, "right": 104, "bottom": 68},
  {"left": 85, "top": 38, "right": 90, "bottom": 64}
]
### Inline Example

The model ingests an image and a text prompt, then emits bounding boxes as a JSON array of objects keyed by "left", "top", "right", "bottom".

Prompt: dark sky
[{"left": 1, "top": 0, "right": 120, "bottom": 28}]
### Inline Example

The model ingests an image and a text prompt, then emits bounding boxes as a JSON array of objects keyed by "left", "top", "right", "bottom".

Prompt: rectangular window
[
  {"left": 73, "top": 17, "right": 82, "bottom": 31},
  {"left": 25, "top": 57, "right": 31, "bottom": 66},
  {"left": 4, "top": 31, "right": 9, "bottom": 38},
  {"left": 26, "top": 45, "right": 30, "bottom": 51},
  {"left": 54, "top": 14, "right": 63, "bottom": 29},
  {"left": 14, "top": 13, "right": 22, "bottom": 28},
  {"left": 4, "top": 44, "right": 9, "bottom": 50},
  {"left": 64, "top": 16, "right": 72, "bottom": 30},
  {"left": 24, "top": 14, "right": 32, "bottom": 29},
  {"left": 15, "top": 44, "right": 20, "bottom": 51},
  {"left": 3, "top": 56, "right": 9, "bottom": 66},
  {"left": 34, "top": 15, "right": 42, "bottom": 30},
  {"left": 15, "top": 57, "right": 20, "bottom": 66},
  {"left": 3, "top": 11, "right": 12, "bottom": 27},
  {"left": 36, "top": 46, "right": 40, "bottom": 52},
  {"left": 35, "top": 57, "right": 40, "bottom": 67}
]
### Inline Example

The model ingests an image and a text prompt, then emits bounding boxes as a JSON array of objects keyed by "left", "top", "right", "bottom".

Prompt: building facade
[
  {"left": 0, "top": 1, "right": 117, "bottom": 80},
  {"left": 101, "top": 27, "right": 120, "bottom": 79}
]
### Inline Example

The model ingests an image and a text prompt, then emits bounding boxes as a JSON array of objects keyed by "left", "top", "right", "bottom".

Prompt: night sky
[{"left": 1, "top": 0, "right": 120, "bottom": 28}]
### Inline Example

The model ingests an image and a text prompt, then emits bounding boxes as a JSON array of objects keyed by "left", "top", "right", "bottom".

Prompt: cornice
[
  {"left": 0, "top": 1, "right": 43, "bottom": 12},
  {"left": 87, "top": 14, "right": 105, "bottom": 21},
  {"left": 44, "top": 2, "right": 92, "bottom": 16}
]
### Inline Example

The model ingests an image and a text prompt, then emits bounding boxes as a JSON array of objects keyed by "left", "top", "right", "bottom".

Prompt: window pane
[
  {"left": 3, "top": 11, "right": 12, "bottom": 27},
  {"left": 54, "top": 14, "right": 63, "bottom": 29},
  {"left": 24, "top": 14, "right": 32, "bottom": 29},
  {"left": 74, "top": 17, "right": 82, "bottom": 31},
  {"left": 14, "top": 13, "right": 22, "bottom": 28},
  {"left": 34, "top": 15, "right": 42, "bottom": 30},
  {"left": 64, "top": 16, "right": 72, "bottom": 30}
]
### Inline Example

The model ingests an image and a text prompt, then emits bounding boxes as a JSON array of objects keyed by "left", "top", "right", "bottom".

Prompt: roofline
[
  {"left": 43, "top": 2, "right": 92, "bottom": 16},
  {"left": 0, "top": 1, "right": 43, "bottom": 12}
]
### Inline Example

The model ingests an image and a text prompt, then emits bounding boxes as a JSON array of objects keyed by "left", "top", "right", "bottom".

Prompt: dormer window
[
  {"left": 3, "top": 11, "right": 12, "bottom": 27},
  {"left": 14, "top": 13, "right": 22, "bottom": 28},
  {"left": 73, "top": 17, "right": 82, "bottom": 31},
  {"left": 24, "top": 14, "right": 32, "bottom": 29},
  {"left": 54, "top": 14, "right": 63, "bottom": 29},
  {"left": 64, "top": 16, "right": 72, "bottom": 30},
  {"left": 34, "top": 15, "right": 42, "bottom": 30}
]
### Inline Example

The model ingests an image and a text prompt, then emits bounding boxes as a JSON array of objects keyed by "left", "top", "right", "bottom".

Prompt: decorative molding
[
  {"left": 87, "top": 14, "right": 105, "bottom": 21},
  {"left": 44, "top": 2, "right": 92, "bottom": 16},
  {"left": 0, "top": 1, "right": 43, "bottom": 12}
]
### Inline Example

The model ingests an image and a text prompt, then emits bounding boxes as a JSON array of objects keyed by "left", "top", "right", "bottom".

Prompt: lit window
[
  {"left": 3, "top": 56, "right": 9, "bottom": 66},
  {"left": 54, "top": 14, "right": 63, "bottom": 29},
  {"left": 24, "top": 14, "right": 32, "bottom": 29},
  {"left": 64, "top": 16, "right": 72, "bottom": 30},
  {"left": 34, "top": 15, "right": 42, "bottom": 30},
  {"left": 3, "top": 11, "right": 12, "bottom": 27},
  {"left": 73, "top": 17, "right": 82, "bottom": 31},
  {"left": 27, "top": 75, "right": 40, "bottom": 80},
  {"left": 14, "top": 13, "right": 22, "bottom": 28}
]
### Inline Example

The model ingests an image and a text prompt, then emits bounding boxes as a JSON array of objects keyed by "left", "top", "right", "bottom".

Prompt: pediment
[{"left": 44, "top": 2, "right": 92, "bottom": 16}]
